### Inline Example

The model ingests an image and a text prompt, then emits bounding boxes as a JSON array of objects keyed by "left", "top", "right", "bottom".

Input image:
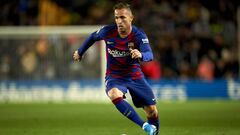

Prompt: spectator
[
  {"left": 0, "top": 0, "right": 238, "bottom": 80},
  {"left": 141, "top": 60, "right": 161, "bottom": 80},
  {"left": 197, "top": 56, "right": 215, "bottom": 81}
]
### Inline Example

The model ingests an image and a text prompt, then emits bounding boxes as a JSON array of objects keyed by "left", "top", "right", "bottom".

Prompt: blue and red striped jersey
[{"left": 78, "top": 24, "right": 153, "bottom": 79}]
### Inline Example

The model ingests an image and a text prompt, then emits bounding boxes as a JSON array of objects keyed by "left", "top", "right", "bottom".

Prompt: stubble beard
[
  {"left": 118, "top": 26, "right": 128, "bottom": 36},
  {"left": 119, "top": 30, "right": 127, "bottom": 35}
]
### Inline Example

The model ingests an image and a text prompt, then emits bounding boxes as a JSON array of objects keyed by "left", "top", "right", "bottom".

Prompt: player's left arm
[{"left": 133, "top": 33, "right": 153, "bottom": 62}]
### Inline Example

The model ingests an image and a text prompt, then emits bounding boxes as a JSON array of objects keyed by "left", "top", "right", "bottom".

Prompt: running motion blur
[{"left": 73, "top": 2, "right": 159, "bottom": 135}]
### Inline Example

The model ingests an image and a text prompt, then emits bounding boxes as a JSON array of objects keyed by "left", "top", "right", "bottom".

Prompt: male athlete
[{"left": 73, "top": 2, "right": 159, "bottom": 135}]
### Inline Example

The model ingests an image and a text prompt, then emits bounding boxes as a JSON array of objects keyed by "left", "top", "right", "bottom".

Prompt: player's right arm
[{"left": 73, "top": 26, "right": 106, "bottom": 62}]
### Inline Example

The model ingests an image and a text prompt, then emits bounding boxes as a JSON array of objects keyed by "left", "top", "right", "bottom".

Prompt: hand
[
  {"left": 130, "top": 49, "right": 142, "bottom": 59},
  {"left": 73, "top": 50, "right": 82, "bottom": 62}
]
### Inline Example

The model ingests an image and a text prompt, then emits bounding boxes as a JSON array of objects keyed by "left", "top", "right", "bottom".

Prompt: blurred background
[{"left": 0, "top": 0, "right": 240, "bottom": 102}]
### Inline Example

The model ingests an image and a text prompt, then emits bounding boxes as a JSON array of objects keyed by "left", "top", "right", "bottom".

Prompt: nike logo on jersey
[{"left": 106, "top": 41, "right": 114, "bottom": 44}]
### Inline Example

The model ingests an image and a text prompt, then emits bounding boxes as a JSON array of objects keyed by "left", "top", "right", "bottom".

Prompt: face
[{"left": 114, "top": 8, "right": 133, "bottom": 35}]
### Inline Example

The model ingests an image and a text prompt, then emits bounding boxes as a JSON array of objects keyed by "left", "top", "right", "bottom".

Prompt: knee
[
  {"left": 107, "top": 88, "right": 124, "bottom": 101},
  {"left": 148, "top": 109, "right": 158, "bottom": 118},
  {"left": 149, "top": 109, "right": 158, "bottom": 118},
  {"left": 144, "top": 105, "right": 158, "bottom": 118}
]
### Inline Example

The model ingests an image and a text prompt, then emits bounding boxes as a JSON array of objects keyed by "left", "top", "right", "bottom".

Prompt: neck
[{"left": 119, "top": 26, "right": 132, "bottom": 38}]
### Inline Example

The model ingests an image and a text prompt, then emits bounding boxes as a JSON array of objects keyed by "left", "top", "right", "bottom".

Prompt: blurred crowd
[{"left": 0, "top": 0, "right": 239, "bottom": 80}]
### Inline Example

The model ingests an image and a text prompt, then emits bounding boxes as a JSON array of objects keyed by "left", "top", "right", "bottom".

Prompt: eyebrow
[{"left": 115, "top": 15, "right": 126, "bottom": 18}]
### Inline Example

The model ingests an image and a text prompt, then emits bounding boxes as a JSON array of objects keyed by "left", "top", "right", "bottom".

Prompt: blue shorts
[{"left": 105, "top": 76, "right": 156, "bottom": 108}]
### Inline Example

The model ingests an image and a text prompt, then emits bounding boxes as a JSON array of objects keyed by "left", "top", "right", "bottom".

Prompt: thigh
[
  {"left": 127, "top": 78, "right": 156, "bottom": 108},
  {"left": 105, "top": 78, "right": 128, "bottom": 95}
]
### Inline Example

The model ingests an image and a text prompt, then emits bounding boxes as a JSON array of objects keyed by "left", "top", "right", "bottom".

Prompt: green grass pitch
[{"left": 0, "top": 100, "right": 240, "bottom": 135}]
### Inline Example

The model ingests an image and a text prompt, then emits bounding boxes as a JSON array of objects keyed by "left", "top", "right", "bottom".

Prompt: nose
[{"left": 116, "top": 18, "right": 122, "bottom": 24}]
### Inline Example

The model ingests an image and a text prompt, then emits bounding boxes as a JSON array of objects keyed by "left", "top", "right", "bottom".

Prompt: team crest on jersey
[{"left": 128, "top": 42, "right": 135, "bottom": 50}]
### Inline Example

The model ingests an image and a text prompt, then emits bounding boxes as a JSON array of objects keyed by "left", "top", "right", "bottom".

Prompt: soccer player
[{"left": 73, "top": 2, "right": 159, "bottom": 135}]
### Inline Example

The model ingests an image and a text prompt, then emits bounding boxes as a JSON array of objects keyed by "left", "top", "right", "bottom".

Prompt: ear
[{"left": 130, "top": 15, "right": 134, "bottom": 22}]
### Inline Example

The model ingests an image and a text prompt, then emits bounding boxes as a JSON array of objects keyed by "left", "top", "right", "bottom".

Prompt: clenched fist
[
  {"left": 130, "top": 49, "right": 142, "bottom": 59},
  {"left": 73, "top": 50, "right": 82, "bottom": 62}
]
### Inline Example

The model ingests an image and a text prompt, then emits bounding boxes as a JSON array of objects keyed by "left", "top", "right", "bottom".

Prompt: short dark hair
[{"left": 113, "top": 2, "right": 132, "bottom": 13}]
